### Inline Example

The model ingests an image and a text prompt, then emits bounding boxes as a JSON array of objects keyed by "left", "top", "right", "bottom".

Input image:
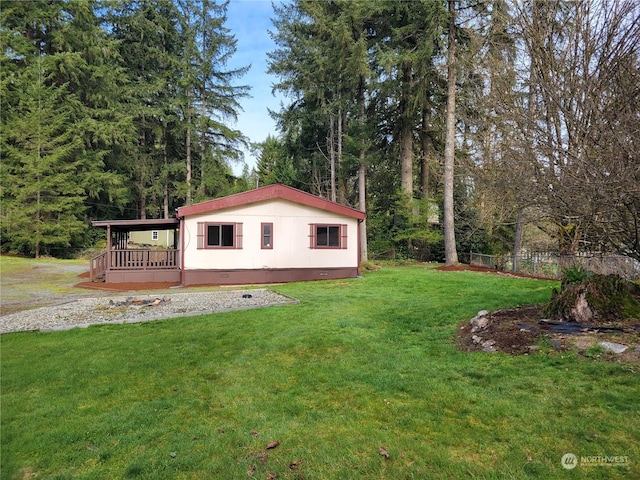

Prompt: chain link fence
[{"left": 469, "top": 252, "right": 640, "bottom": 281}]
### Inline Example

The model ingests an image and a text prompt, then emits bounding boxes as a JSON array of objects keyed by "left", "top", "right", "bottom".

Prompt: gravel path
[{"left": 0, "top": 289, "right": 298, "bottom": 334}]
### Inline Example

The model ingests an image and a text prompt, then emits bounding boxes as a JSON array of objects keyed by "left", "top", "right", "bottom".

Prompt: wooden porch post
[{"left": 106, "top": 225, "right": 112, "bottom": 270}]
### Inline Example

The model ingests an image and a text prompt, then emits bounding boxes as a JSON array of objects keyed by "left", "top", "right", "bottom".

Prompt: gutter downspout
[{"left": 357, "top": 218, "right": 363, "bottom": 276}]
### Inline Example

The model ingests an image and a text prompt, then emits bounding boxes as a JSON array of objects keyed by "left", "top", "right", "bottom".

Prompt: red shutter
[
  {"left": 197, "top": 222, "right": 205, "bottom": 249},
  {"left": 309, "top": 224, "right": 316, "bottom": 249},
  {"left": 235, "top": 222, "right": 243, "bottom": 249},
  {"left": 341, "top": 224, "right": 348, "bottom": 249}
]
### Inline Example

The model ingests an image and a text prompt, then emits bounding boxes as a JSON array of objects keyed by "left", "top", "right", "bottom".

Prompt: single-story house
[
  {"left": 129, "top": 229, "right": 176, "bottom": 248},
  {"left": 90, "top": 184, "right": 366, "bottom": 286}
]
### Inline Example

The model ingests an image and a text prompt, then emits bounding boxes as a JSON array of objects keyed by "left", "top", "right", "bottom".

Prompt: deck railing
[
  {"left": 90, "top": 249, "right": 179, "bottom": 281},
  {"left": 90, "top": 251, "right": 108, "bottom": 281},
  {"left": 109, "top": 249, "right": 179, "bottom": 270}
]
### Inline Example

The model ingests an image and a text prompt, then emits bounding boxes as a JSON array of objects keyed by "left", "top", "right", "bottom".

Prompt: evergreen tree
[
  {"left": 254, "top": 135, "right": 297, "bottom": 187},
  {"left": 370, "top": 0, "right": 445, "bottom": 200},
  {"left": 175, "top": 0, "right": 250, "bottom": 203},
  {"left": 106, "top": 0, "right": 184, "bottom": 219},
  {"left": 1, "top": 0, "right": 128, "bottom": 256},
  {"left": 1, "top": 71, "right": 86, "bottom": 257},
  {"left": 107, "top": 0, "right": 249, "bottom": 214},
  {"left": 268, "top": 0, "right": 448, "bottom": 260}
]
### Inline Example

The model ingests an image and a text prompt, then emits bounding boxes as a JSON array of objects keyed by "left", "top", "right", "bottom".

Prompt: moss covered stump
[{"left": 543, "top": 273, "right": 640, "bottom": 323}]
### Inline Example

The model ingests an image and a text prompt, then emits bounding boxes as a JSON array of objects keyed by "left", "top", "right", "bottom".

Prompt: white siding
[{"left": 183, "top": 199, "right": 359, "bottom": 270}]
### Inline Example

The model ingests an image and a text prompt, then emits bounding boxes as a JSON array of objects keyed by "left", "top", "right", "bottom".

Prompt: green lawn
[{"left": 2, "top": 265, "right": 638, "bottom": 479}]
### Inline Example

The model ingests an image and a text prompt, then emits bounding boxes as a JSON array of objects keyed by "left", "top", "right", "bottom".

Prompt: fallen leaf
[
  {"left": 246, "top": 465, "right": 256, "bottom": 477},
  {"left": 289, "top": 460, "right": 302, "bottom": 469},
  {"left": 527, "top": 452, "right": 532, "bottom": 461},
  {"left": 379, "top": 447, "right": 390, "bottom": 459},
  {"left": 251, "top": 430, "right": 259, "bottom": 437},
  {"left": 266, "top": 440, "right": 280, "bottom": 450},
  {"left": 267, "top": 473, "right": 277, "bottom": 479}
]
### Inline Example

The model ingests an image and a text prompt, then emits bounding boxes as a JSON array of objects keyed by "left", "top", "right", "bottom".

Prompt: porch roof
[{"left": 92, "top": 218, "right": 179, "bottom": 232}]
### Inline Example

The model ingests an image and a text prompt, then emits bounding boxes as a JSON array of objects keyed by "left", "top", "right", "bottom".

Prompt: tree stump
[{"left": 543, "top": 273, "right": 640, "bottom": 323}]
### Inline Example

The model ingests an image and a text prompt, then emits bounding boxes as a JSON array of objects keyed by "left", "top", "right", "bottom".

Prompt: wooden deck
[{"left": 90, "top": 249, "right": 179, "bottom": 282}]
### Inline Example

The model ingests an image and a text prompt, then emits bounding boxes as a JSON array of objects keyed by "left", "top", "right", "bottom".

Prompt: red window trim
[
  {"left": 197, "top": 222, "right": 243, "bottom": 249},
  {"left": 309, "top": 223, "right": 347, "bottom": 249},
  {"left": 261, "top": 222, "right": 273, "bottom": 249}
]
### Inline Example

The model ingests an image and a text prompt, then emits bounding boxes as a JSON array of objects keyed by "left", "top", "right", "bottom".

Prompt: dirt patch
[
  {"left": 436, "top": 264, "right": 501, "bottom": 273},
  {"left": 19, "top": 466, "right": 36, "bottom": 480},
  {"left": 0, "top": 259, "right": 94, "bottom": 315},
  {"left": 435, "top": 263, "right": 550, "bottom": 280},
  {"left": 443, "top": 263, "right": 640, "bottom": 362},
  {"left": 458, "top": 305, "right": 543, "bottom": 355},
  {"left": 457, "top": 304, "right": 640, "bottom": 363},
  {"left": 0, "top": 257, "right": 186, "bottom": 315}
]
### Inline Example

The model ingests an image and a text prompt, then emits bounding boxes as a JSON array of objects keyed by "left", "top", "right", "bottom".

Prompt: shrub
[
  {"left": 360, "top": 260, "right": 382, "bottom": 272},
  {"left": 561, "top": 265, "right": 593, "bottom": 285}
]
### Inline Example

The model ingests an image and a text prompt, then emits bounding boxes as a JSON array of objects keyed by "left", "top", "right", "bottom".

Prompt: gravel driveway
[{"left": 0, "top": 288, "right": 298, "bottom": 334}]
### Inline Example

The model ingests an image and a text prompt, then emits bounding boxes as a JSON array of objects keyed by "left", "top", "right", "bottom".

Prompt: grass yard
[{"left": 1, "top": 265, "right": 638, "bottom": 479}]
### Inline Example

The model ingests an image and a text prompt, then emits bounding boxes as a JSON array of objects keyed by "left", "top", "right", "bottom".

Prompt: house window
[
  {"left": 197, "top": 222, "right": 243, "bottom": 249},
  {"left": 152, "top": 231, "right": 159, "bottom": 241},
  {"left": 261, "top": 223, "right": 273, "bottom": 249},
  {"left": 207, "top": 224, "right": 234, "bottom": 247},
  {"left": 309, "top": 224, "right": 347, "bottom": 249}
]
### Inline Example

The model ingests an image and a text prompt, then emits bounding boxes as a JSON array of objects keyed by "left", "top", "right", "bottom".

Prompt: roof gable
[{"left": 176, "top": 184, "right": 365, "bottom": 220}]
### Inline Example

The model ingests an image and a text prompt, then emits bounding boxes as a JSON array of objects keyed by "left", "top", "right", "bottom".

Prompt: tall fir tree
[
  {"left": 1, "top": 0, "right": 128, "bottom": 256},
  {"left": 1, "top": 29, "right": 85, "bottom": 257}
]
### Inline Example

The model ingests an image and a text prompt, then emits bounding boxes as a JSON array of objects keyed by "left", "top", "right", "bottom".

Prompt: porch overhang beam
[{"left": 92, "top": 218, "right": 180, "bottom": 233}]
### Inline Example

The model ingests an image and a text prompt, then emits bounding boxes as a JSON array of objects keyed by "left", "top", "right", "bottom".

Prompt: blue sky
[{"left": 225, "top": 0, "right": 285, "bottom": 175}]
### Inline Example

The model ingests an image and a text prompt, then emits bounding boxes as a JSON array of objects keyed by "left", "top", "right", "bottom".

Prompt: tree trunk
[
  {"left": 399, "top": 64, "right": 414, "bottom": 198},
  {"left": 329, "top": 113, "right": 336, "bottom": 202},
  {"left": 198, "top": 15, "right": 208, "bottom": 199},
  {"left": 140, "top": 171, "right": 146, "bottom": 220},
  {"left": 359, "top": 161, "right": 368, "bottom": 263},
  {"left": 185, "top": 92, "right": 192, "bottom": 206},
  {"left": 337, "top": 106, "right": 347, "bottom": 204},
  {"left": 513, "top": 206, "right": 524, "bottom": 271},
  {"left": 198, "top": 96, "right": 207, "bottom": 199},
  {"left": 140, "top": 126, "right": 147, "bottom": 219},
  {"left": 163, "top": 125, "right": 169, "bottom": 219},
  {"left": 420, "top": 108, "right": 431, "bottom": 200},
  {"left": 358, "top": 78, "right": 368, "bottom": 262},
  {"left": 35, "top": 182, "right": 41, "bottom": 258},
  {"left": 400, "top": 123, "right": 413, "bottom": 198},
  {"left": 443, "top": 0, "right": 458, "bottom": 265}
]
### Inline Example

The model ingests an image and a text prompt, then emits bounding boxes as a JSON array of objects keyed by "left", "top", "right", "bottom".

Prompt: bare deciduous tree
[{"left": 509, "top": 0, "right": 640, "bottom": 260}]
